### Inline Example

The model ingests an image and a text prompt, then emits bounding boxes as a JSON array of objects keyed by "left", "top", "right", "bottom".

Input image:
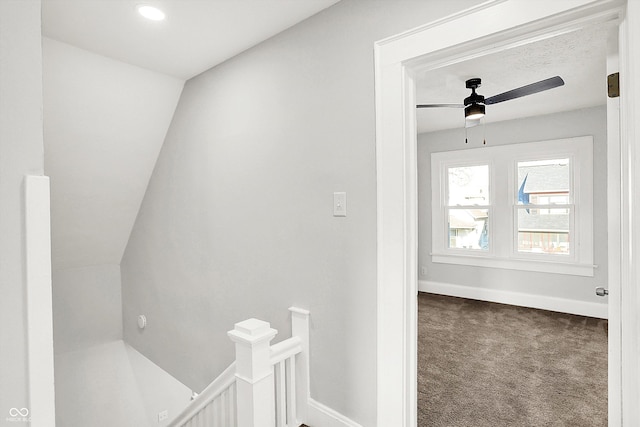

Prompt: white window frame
[{"left": 431, "top": 136, "right": 594, "bottom": 276}]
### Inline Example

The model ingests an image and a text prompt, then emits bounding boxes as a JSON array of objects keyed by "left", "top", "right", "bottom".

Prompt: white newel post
[
  {"left": 289, "top": 307, "right": 310, "bottom": 422},
  {"left": 228, "top": 318, "right": 278, "bottom": 427}
]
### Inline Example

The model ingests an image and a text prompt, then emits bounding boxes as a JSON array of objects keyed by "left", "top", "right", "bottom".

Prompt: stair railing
[
  {"left": 168, "top": 307, "right": 310, "bottom": 427},
  {"left": 167, "top": 362, "right": 237, "bottom": 427}
]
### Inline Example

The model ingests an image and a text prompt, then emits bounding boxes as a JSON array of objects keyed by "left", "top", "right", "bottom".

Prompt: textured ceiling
[
  {"left": 42, "top": 0, "right": 341, "bottom": 79},
  {"left": 415, "top": 24, "right": 612, "bottom": 133}
]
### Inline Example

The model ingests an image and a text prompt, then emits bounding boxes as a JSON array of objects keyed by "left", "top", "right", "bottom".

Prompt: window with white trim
[{"left": 431, "top": 136, "right": 594, "bottom": 276}]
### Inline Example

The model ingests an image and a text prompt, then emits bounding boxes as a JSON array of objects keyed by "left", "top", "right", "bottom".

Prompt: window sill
[{"left": 431, "top": 253, "right": 595, "bottom": 277}]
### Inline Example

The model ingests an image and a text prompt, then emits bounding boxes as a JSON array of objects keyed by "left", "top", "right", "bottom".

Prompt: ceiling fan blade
[
  {"left": 416, "top": 103, "right": 465, "bottom": 109},
  {"left": 485, "top": 76, "right": 564, "bottom": 105}
]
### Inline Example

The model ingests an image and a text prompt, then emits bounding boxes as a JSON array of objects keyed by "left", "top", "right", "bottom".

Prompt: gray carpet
[{"left": 418, "top": 293, "right": 608, "bottom": 427}]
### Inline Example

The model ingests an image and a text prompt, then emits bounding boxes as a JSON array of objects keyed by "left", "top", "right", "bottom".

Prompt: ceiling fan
[{"left": 417, "top": 76, "right": 565, "bottom": 127}]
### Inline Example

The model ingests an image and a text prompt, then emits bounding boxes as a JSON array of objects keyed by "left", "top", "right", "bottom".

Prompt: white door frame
[
  {"left": 606, "top": 26, "right": 621, "bottom": 426},
  {"left": 374, "top": 0, "right": 638, "bottom": 425}
]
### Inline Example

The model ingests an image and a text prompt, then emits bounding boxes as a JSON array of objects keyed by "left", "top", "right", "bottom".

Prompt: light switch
[{"left": 333, "top": 192, "right": 347, "bottom": 217}]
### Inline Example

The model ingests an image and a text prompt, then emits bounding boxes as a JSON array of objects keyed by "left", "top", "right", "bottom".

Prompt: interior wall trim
[
  {"left": 418, "top": 280, "right": 608, "bottom": 319},
  {"left": 307, "top": 398, "right": 364, "bottom": 427},
  {"left": 25, "top": 175, "right": 56, "bottom": 426}
]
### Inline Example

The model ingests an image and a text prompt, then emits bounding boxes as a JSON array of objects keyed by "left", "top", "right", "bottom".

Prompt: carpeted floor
[{"left": 418, "top": 293, "right": 608, "bottom": 427}]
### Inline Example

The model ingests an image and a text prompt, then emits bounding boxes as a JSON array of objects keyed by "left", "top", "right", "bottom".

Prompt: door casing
[{"left": 374, "top": 0, "right": 637, "bottom": 425}]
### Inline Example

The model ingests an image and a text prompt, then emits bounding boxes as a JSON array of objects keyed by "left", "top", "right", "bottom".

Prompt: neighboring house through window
[{"left": 431, "top": 136, "right": 593, "bottom": 276}]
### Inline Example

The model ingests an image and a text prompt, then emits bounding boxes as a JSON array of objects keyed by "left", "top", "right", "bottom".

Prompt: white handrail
[
  {"left": 167, "top": 362, "right": 236, "bottom": 427},
  {"left": 167, "top": 307, "right": 310, "bottom": 427},
  {"left": 270, "top": 336, "right": 302, "bottom": 365}
]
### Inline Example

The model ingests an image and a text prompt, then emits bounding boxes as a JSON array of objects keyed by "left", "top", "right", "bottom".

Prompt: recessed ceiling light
[{"left": 137, "top": 4, "right": 165, "bottom": 21}]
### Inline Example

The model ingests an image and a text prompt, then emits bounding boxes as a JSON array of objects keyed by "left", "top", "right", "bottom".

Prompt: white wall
[
  {"left": 43, "top": 37, "right": 184, "bottom": 271},
  {"left": 52, "top": 265, "right": 123, "bottom": 355},
  {"left": 0, "top": 0, "right": 44, "bottom": 420},
  {"left": 43, "top": 38, "right": 189, "bottom": 425},
  {"left": 52, "top": 266, "right": 192, "bottom": 426},
  {"left": 418, "top": 106, "right": 608, "bottom": 313},
  {"left": 55, "top": 340, "right": 191, "bottom": 427},
  {"left": 120, "top": 0, "right": 485, "bottom": 424}
]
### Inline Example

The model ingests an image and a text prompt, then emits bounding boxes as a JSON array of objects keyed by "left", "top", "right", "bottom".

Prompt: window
[
  {"left": 446, "top": 165, "right": 489, "bottom": 251},
  {"left": 431, "top": 136, "right": 593, "bottom": 276},
  {"left": 516, "top": 158, "right": 571, "bottom": 255}
]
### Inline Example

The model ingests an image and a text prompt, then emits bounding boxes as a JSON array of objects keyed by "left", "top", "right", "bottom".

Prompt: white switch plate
[
  {"left": 333, "top": 192, "right": 347, "bottom": 217},
  {"left": 158, "top": 410, "right": 168, "bottom": 422}
]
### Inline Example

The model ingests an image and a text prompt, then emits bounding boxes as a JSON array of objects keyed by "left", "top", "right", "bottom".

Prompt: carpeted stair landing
[{"left": 418, "top": 293, "right": 607, "bottom": 427}]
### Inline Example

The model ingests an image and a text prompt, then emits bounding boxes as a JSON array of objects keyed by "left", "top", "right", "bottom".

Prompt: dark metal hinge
[{"left": 608, "top": 72, "right": 620, "bottom": 98}]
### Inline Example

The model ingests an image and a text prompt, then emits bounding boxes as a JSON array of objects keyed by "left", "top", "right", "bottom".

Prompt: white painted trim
[
  {"left": 228, "top": 319, "right": 277, "bottom": 427},
  {"left": 605, "top": 26, "right": 622, "bottom": 426},
  {"left": 431, "top": 254, "right": 595, "bottom": 277},
  {"left": 618, "top": 2, "right": 640, "bottom": 423},
  {"left": 431, "top": 136, "right": 595, "bottom": 277},
  {"left": 307, "top": 398, "right": 363, "bottom": 427},
  {"left": 167, "top": 363, "right": 236, "bottom": 427},
  {"left": 25, "top": 175, "right": 56, "bottom": 426},
  {"left": 289, "top": 307, "right": 310, "bottom": 424},
  {"left": 418, "top": 280, "right": 608, "bottom": 319},
  {"left": 374, "top": 1, "right": 627, "bottom": 425}
]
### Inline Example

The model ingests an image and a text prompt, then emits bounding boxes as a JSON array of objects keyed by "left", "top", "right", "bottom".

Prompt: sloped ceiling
[
  {"left": 42, "top": 0, "right": 340, "bottom": 79},
  {"left": 42, "top": 1, "right": 608, "bottom": 270},
  {"left": 43, "top": 38, "right": 184, "bottom": 270},
  {"left": 41, "top": 0, "right": 341, "bottom": 271}
]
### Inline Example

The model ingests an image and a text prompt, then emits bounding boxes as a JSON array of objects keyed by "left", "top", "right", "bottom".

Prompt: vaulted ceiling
[
  {"left": 42, "top": 1, "right": 610, "bottom": 271},
  {"left": 43, "top": 37, "right": 184, "bottom": 270},
  {"left": 42, "top": 0, "right": 341, "bottom": 79}
]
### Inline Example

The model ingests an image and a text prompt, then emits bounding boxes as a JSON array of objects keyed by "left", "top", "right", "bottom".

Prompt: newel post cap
[{"left": 228, "top": 318, "right": 277, "bottom": 345}]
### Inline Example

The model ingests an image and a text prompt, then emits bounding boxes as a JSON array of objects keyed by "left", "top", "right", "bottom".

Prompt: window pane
[
  {"left": 448, "top": 209, "right": 489, "bottom": 250},
  {"left": 448, "top": 165, "right": 489, "bottom": 206},
  {"left": 517, "top": 208, "right": 570, "bottom": 254},
  {"left": 517, "top": 158, "right": 570, "bottom": 205}
]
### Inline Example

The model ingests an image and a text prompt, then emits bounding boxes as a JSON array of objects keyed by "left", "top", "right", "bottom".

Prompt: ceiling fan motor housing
[
  {"left": 464, "top": 77, "right": 485, "bottom": 106},
  {"left": 464, "top": 77, "right": 485, "bottom": 119},
  {"left": 464, "top": 91, "right": 485, "bottom": 106},
  {"left": 465, "top": 77, "right": 482, "bottom": 90}
]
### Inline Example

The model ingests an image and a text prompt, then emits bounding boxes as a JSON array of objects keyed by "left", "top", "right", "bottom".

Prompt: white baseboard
[
  {"left": 418, "top": 280, "right": 608, "bottom": 319},
  {"left": 306, "top": 398, "right": 363, "bottom": 427}
]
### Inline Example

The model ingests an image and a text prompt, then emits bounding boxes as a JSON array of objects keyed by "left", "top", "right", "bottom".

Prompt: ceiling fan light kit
[
  {"left": 465, "top": 103, "right": 485, "bottom": 120},
  {"left": 463, "top": 77, "right": 485, "bottom": 120}
]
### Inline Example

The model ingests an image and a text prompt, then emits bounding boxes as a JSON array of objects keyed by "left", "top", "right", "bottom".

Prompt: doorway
[
  {"left": 414, "top": 22, "right": 613, "bottom": 425},
  {"left": 374, "top": 1, "right": 637, "bottom": 425}
]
